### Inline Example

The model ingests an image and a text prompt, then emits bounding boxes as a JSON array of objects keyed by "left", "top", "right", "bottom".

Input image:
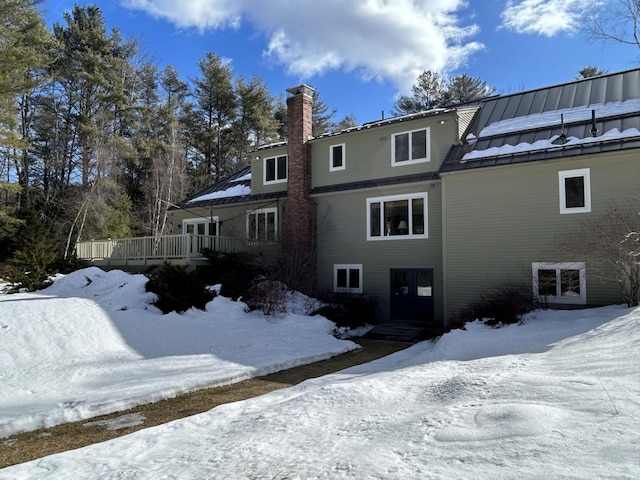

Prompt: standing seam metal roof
[{"left": 441, "top": 68, "right": 640, "bottom": 172}]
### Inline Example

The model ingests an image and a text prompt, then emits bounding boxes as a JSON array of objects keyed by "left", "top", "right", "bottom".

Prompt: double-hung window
[
  {"left": 367, "top": 193, "right": 428, "bottom": 240},
  {"left": 264, "top": 155, "right": 287, "bottom": 184},
  {"left": 334, "top": 264, "right": 362, "bottom": 293},
  {"left": 559, "top": 168, "right": 591, "bottom": 214},
  {"left": 247, "top": 208, "right": 277, "bottom": 242},
  {"left": 330, "top": 143, "right": 345, "bottom": 171},
  {"left": 392, "top": 128, "right": 430, "bottom": 166},
  {"left": 532, "top": 262, "right": 586, "bottom": 305}
]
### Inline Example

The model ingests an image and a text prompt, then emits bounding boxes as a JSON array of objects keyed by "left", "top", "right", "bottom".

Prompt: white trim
[
  {"left": 391, "top": 127, "right": 431, "bottom": 166},
  {"left": 559, "top": 168, "right": 591, "bottom": 214},
  {"left": 246, "top": 207, "right": 278, "bottom": 241},
  {"left": 532, "top": 262, "right": 587, "bottom": 305},
  {"left": 182, "top": 217, "right": 218, "bottom": 236},
  {"left": 329, "top": 143, "right": 346, "bottom": 171},
  {"left": 263, "top": 155, "right": 287, "bottom": 185},
  {"left": 366, "top": 192, "right": 428, "bottom": 241},
  {"left": 334, "top": 264, "right": 363, "bottom": 294}
]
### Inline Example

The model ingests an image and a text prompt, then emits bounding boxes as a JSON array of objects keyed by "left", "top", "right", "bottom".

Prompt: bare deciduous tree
[
  {"left": 584, "top": 0, "right": 640, "bottom": 51},
  {"left": 558, "top": 200, "right": 640, "bottom": 307}
]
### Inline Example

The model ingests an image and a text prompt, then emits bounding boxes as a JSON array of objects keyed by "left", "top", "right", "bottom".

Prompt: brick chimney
[{"left": 282, "top": 84, "right": 316, "bottom": 292}]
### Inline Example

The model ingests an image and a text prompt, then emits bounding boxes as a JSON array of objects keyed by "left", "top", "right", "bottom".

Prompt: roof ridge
[{"left": 479, "top": 67, "right": 640, "bottom": 104}]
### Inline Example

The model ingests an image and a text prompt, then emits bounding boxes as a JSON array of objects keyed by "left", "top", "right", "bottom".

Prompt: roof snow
[
  {"left": 188, "top": 184, "right": 251, "bottom": 203},
  {"left": 478, "top": 99, "right": 640, "bottom": 138},
  {"left": 462, "top": 127, "right": 640, "bottom": 162},
  {"left": 231, "top": 172, "right": 252, "bottom": 182}
]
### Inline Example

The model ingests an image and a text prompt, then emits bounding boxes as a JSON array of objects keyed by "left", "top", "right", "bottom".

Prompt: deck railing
[{"left": 75, "top": 234, "right": 251, "bottom": 265}]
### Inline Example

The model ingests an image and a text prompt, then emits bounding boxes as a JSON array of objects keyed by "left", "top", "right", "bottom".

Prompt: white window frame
[
  {"left": 391, "top": 127, "right": 431, "bottom": 166},
  {"left": 532, "top": 262, "right": 587, "bottom": 305},
  {"left": 182, "top": 217, "right": 218, "bottom": 236},
  {"left": 264, "top": 155, "right": 287, "bottom": 185},
  {"left": 559, "top": 168, "right": 591, "bottom": 214},
  {"left": 366, "top": 192, "right": 428, "bottom": 241},
  {"left": 246, "top": 207, "right": 278, "bottom": 242},
  {"left": 330, "top": 143, "right": 346, "bottom": 171},
  {"left": 334, "top": 264, "right": 363, "bottom": 294}
]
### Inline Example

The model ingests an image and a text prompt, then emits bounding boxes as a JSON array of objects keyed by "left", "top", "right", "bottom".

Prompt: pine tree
[
  {"left": 233, "top": 75, "right": 279, "bottom": 167},
  {"left": 192, "top": 52, "right": 237, "bottom": 183},
  {"left": 577, "top": 66, "right": 608, "bottom": 79},
  {"left": 311, "top": 90, "right": 337, "bottom": 137},
  {"left": 392, "top": 70, "right": 494, "bottom": 116},
  {"left": 51, "top": 5, "right": 137, "bottom": 187},
  {"left": 391, "top": 70, "right": 446, "bottom": 116},
  {"left": 0, "top": 0, "right": 51, "bottom": 146},
  {"left": 0, "top": 0, "right": 53, "bottom": 209},
  {"left": 332, "top": 114, "right": 359, "bottom": 131},
  {"left": 442, "top": 74, "right": 495, "bottom": 105}
]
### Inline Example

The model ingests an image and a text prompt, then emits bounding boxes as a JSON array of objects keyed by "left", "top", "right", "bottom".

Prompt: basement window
[
  {"left": 334, "top": 264, "right": 362, "bottom": 293},
  {"left": 532, "top": 262, "right": 586, "bottom": 305}
]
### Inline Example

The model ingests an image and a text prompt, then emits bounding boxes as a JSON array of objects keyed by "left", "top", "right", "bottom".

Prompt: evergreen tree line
[
  {"left": 5, "top": 2, "right": 603, "bottom": 281},
  {"left": 0, "top": 2, "right": 358, "bottom": 271}
]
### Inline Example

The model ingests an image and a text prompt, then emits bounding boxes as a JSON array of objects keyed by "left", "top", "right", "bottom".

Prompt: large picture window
[
  {"left": 247, "top": 208, "right": 277, "bottom": 242},
  {"left": 532, "top": 262, "right": 586, "bottom": 305},
  {"left": 264, "top": 155, "right": 287, "bottom": 184},
  {"left": 559, "top": 168, "right": 591, "bottom": 214},
  {"left": 334, "top": 264, "right": 362, "bottom": 294},
  {"left": 367, "top": 193, "right": 428, "bottom": 240},
  {"left": 392, "top": 128, "right": 430, "bottom": 166}
]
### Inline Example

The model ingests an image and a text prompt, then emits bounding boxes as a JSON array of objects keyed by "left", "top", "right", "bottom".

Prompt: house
[
  {"left": 83, "top": 68, "right": 640, "bottom": 328},
  {"left": 439, "top": 68, "right": 640, "bottom": 321}
]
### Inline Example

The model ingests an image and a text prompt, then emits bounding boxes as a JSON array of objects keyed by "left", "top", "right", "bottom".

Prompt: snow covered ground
[
  {"left": 0, "top": 267, "right": 358, "bottom": 438},
  {"left": 2, "top": 268, "right": 640, "bottom": 479}
]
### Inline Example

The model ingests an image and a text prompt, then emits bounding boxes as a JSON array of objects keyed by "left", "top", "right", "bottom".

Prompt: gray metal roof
[
  {"left": 441, "top": 68, "right": 640, "bottom": 172},
  {"left": 175, "top": 166, "right": 285, "bottom": 209}
]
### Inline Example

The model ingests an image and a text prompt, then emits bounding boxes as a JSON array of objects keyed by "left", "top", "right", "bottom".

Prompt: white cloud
[
  {"left": 121, "top": 0, "right": 483, "bottom": 93},
  {"left": 124, "top": 0, "right": 242, "bottom": 29},
  {"left": 500, "top": 0, "right": 595, "bottom": 36}
]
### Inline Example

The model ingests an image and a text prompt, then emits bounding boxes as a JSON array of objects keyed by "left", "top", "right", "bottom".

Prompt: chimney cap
[{"left": 286, "top": 84, "right": 315, "bottom": 97}]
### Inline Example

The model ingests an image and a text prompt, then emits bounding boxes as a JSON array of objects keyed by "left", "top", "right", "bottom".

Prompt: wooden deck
[{"left": 75, "top": 234, "right": 253, "bottom": 268}]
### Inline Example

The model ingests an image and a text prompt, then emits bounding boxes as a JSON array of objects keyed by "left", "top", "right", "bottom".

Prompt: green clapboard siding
[
  {"left": 311, "top": 112, "right": 459, "bottom": 189},
  {"left": 251, "top": 146, "right": 288, "bottom": 197},
  {"left": 315, "top": 181, "right": 444, "bottom": 324},
  {"left": 172, "top": 199, "right": 283, "bottom": 239},
  {"left": 442, "top": 150, "right": 640, "bottom": 323}
]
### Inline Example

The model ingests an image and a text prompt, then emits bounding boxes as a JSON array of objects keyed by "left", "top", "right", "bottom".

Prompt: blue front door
[{"left": 390, "top": 269, "right": 435, "bottom": 323}]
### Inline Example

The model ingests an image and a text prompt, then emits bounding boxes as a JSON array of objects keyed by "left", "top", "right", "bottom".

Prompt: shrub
[
  {"left": 4, "top": 213, "right": 62, "bottom": 292},
  {"left": 201, "top": 250, "right": 262, "bottom": 300},
  {"left": 311, "top": 292, "right": 375, "bottom": 329},
  {"left": 145, "top": 263, "right": 216, "bottom": 314},
  {"left": 5, "top": 241, "right": 59, "bottom": 292},
  {"left": 243, "top": 278, "right": 288, "bottom": 316},
  {"left": 454, "top": 284, "right": 535, "bottom": 326}
]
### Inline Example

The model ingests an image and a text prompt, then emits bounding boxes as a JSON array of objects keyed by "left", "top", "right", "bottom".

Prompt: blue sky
[{"left": 41, "top": 0, "right": 639, "bottom": 124}]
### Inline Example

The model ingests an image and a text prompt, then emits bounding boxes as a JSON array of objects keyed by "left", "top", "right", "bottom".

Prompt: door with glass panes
[
  {"left": 182, "top": 218, "right": 218, "bottom": 256},
  {"left": 390, "top": 269, "right": 434, "bottom": 322}
]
